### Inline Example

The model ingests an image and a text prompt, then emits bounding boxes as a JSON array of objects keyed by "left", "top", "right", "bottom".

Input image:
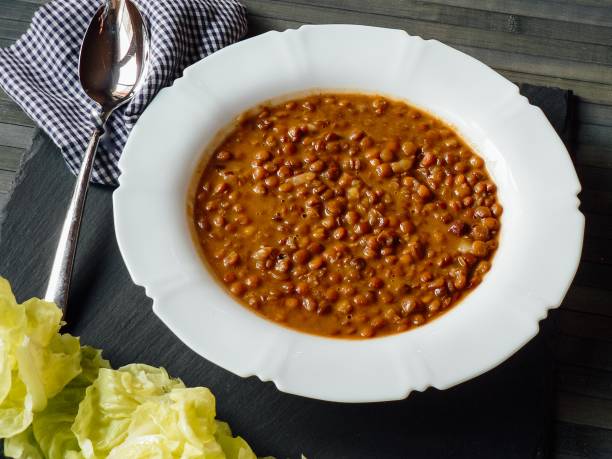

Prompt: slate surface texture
[{"left": 0, "top": 85, "right": 569, "bottom": 458}]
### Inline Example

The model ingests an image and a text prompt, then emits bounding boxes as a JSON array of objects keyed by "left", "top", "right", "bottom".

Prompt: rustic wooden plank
[
  {"left": 0, "top": 192, "right": 8, "bottom": 213},
  {"left": 556, "top": 334, "right": 612, "bottom": 372},
  {"left": 249, "top": 12, "right": 612, "bottom": 105},
  {"left": 0, "top": 145, "right": 24, "bottom": 171},
  {"left": 574, "top": 261, "right": 612, "bottom": 292},
  {"left": 0, "top": 88, "right": 13, "bottom": 103},
  {"left": 0, "top": 168, "right": 15, "bottom": 194},
  {"left": 577, "top": 124, "right": 612, "bottom": 147},
  {"left": 581, "top": 237, "right": 612, "bottom": 265},
  {"left": 555, "top": 365, "right": 612, "bottom": 454},
  {"left": 558, "top": 392, "right": 612, "bottom": 430},
  {"left": 584, "top": 213, "right": 612, "bottom": 241},
  {"left": 0, "top": 0, "right": 38, "bottom": 22},
  {"left": 551, "top": 0, "right": 612, "bottom": 6},
  {"left": 577, "top": 165, "right": 612, "bottom": 192},
  {"left": 424, "top": 0, "right": 612, "bottom": 27},
  {"left": 0, "top": 17, "right": 30, "bottom": 41},
  {"left": 455, "top": 44, "right": 612, "bottom": 86},
  {"left": 498, "top": 70, "right": 612, "bottom": 105},
  {"left": 556, "top": 309, "right": 612, "bottom": 343},
  {"left": 563, "top": 285, "right": 612, "bottom": 317},
  {"left": 247, "top": 13, "right": 301, "bottom": 35},
  {"left": 577, "top": 102, "right": 612, "bottom": 127},
  {"left": 555, "top": 421, "right": 612, "bottom": 458},
  {"left": 553, "top": 454, "right": 584, "bottom": 459},
  {"left": 0, "top": 37, "right": 14, "bottom": 48},
  {"left": 3, "top": 1, "right": 612, "bottom": 451},
  {"left": 575, "top": 145, "right": 612, "bottom": 169},
  {"left": 247, "top": 14, "right": 612, "bottom": 98},
  {"left": 307, "top": 0, "right": 612, "bottom": 46},
  {"left": 0, "top": 122, "right": 34, "bottom": 149},
  {"left": 244, "top": 1, "right": 612, "bottom": 74},
  {"left": 579, "top": 189, "right": 612, "bottom": 216},
  {"left": 0, "top": 98, "right": 35, "bottom": 127},
  {"left": 558, "top": 364, "right": 612, "bottom": 402}
]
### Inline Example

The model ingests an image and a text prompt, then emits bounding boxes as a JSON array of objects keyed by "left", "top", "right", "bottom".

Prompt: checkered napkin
[{"left": 0, "top": 0, "right": 247, "bottom": 186}]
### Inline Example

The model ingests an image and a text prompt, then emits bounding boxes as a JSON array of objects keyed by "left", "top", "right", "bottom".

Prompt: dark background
[
  {"left": 0, "top": 86, "right": 566, "bottom": 458},
  {"left": 2, "top": 0, "right": 612, "bottom": 457}
]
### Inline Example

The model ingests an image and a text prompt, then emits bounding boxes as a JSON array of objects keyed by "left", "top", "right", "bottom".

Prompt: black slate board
[{"left": 0, "top": 84, "right": 570, "bottom": 459}]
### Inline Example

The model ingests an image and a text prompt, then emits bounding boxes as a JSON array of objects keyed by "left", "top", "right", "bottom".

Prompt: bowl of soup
[{"left": 114, "top": 25, "right": 583, "bottom": 402}]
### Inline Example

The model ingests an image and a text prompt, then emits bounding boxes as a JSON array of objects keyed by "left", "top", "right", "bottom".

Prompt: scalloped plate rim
[{"left": 113, "top": 24, "right": 584, "bottom": 403}]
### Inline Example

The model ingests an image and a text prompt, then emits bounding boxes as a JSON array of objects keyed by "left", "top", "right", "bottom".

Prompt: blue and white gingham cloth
[{"left": 0, "top": 0, "right": 247, "bottom": 186}]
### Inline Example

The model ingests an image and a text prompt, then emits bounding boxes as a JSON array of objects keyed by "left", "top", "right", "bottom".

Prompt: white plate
[{"left": 114, "top": 25, "right": 584, "bottom": 402}]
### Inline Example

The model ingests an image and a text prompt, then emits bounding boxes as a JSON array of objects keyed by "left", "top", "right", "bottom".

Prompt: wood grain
[
  {"left": 307, "top": 0, "right": 612, "bottom": 46},
  {"left": 9, "top": 0, "right": 45, "bottom": 4},
  {"left": 0, "top": 18, "right": 30, "bottom": 41},
  {"left": 577, "top": 102, "right": 612, "bottom": 126},
  {"left": 562, "top": 285, "right": 612, "bottom": 316},
  {"left": 558, "top": 364, "right": 612, "bottom": 401},
  {"left": 578, "top": 165, "right": 612, "bottom": 192},
  {"left": 556, "top": 334, "right": 612, "bottom": 372},
  {"left": 584, "top": 214, "right": 612, "bottom": 244},
  {"left": 1, "top": 0, "right": 611, "bottom": 456},
  {"left": 498, "top": 69, "right": 612, "bottom": 105},
  {"left": 0, "top": 192, "right": 8, "bottom": 211},
  {"left": 0, "top": 0, "right": 38, "bottom": 22},
  {"left": 557, "top": 309, "right": 612, "bottom": 343},
  {"left": 555, "top": 421, "right": 612, "bottom": 458},
  {"left": 581, "top": 238, "right": 612, "bottom": 265},
  {"left": 0, "top": 145, "right": 23, "bottom": 171},
  {"left": 243, "top": 0, "right": 612, "bottom": 110},
  {"left": 574, "top": 261, "right": 612, "bottom": 292},
  {"left": 0, "top": 169, "right": 14, "bottom": 194},
  {"left": 0, "top": 37, "right": 13, "bottom": 48},
  {"left": 557, "top": 393, "right": 612, "bottom": 430},
  {"left": 0, "top": 98, "right": 35, "bottom": 127},
  {"left": 424, "top": 0, "right": 612, "bottom": 27},
  {"left": 577, "top": 124, "right": 612, "bottom": 146},
  {"left": 0, "top": 122, "right": 34, "bottom": 149},
  {"left": 245, "top": 0, "right": 612, "bottom": 77},
  {"left": 576, "top": 145, "right": 612, "bottom": 169},
  {"left": 578, "top": 189, "right": 612, "bottom": 215}
]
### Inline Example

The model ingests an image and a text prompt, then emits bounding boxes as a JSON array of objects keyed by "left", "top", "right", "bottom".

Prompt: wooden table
[{"left": 1, "top": 1, "right": 611, "bottom": 457}]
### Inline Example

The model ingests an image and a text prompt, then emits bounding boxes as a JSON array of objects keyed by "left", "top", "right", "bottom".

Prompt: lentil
[{"left": 192, "top": 93, "right": 501, "bottom": 338}]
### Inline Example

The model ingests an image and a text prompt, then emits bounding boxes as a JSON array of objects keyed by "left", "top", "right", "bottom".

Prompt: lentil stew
[{"left": 191, "top": 93, "right": 502, "bottom": 338}]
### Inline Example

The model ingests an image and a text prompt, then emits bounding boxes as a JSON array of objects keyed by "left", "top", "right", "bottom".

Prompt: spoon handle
[{"left": 44, "top": 126, "right": 104, "bottom": 312}]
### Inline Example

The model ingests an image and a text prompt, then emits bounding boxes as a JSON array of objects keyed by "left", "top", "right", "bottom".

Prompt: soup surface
[{"left": 191, "top": 93, "right": 501, "bottom": 338}]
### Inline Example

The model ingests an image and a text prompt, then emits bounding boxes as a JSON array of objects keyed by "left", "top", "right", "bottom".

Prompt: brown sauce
[{"left": 191, "top": 93, "right": 502, "bottom": 338}]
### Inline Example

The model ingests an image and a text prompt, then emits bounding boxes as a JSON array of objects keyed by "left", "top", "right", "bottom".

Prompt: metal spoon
[{"left": 45, "top": 0, "right": 149, "bottom": 312}]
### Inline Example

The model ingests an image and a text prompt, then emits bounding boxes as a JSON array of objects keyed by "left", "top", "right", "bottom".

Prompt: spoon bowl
[{"left": 79, "top": 0, "right": 148, "bottom": 112}]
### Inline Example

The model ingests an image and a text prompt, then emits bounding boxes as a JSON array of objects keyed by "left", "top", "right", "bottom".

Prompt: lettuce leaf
[
  {"left": 214, "top": 421, "right": 258, "bottom": 459},
  {"left": 4, "top": 346, "right": 109, "bottom": 459},
  {"left": 0, "top": 278, "right": 263, "bottom": 458},
  {"left": 73, "top": 364, "right": 185, "bottom": 458},
  {"left": 0, "top": 279, "right": 81, "bottom": 437},
  {"left": 34, "top": 346, "right": 109, "bottom": 459},
  {"left": 73, "top": 364, "right": 258, "bottom": 459},
  {"left": 3, "top": 426, "right": 44, "bottom": 459}
]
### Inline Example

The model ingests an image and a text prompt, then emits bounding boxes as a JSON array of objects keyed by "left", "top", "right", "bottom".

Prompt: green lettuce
[
  {"left": 0, "top": 278, "right": 81, "bottom": 437},
  {"left": 36, "top": 346, "right": 109, "bottom": 458},
  {"left": 0, "top": 278, "right": 262, "bottom": 458},
  {"left": 73, "top": 364, "right": 257, "bottom": 459},
  {"left": 4, "top": 346, "right": 109, "bottom": 459},
  {"left": 3, "top": 426, "right": 44, "bottom": 459}
]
